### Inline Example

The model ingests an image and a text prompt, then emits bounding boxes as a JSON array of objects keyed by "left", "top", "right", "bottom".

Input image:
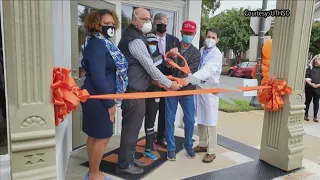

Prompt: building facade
[
  {"left": 0, "top": 0, "right": 202, "bottom": 179},
  {"left": 0, "top": 0, "right": 315, "bottom": 179}
]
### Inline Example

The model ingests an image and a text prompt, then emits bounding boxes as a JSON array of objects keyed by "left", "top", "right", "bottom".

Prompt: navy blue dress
[{"left": 81, "top": 35, "right": 116, "bottom": 139}]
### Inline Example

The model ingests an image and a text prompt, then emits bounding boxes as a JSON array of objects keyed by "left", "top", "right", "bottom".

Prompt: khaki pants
[{"left": 198, "top": 124, "right": 217, "bottom": 154}]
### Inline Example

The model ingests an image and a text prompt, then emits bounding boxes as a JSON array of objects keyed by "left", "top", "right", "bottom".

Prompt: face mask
[
  {"left": 149, "top": 45, "right": 157, "bottom": 54},
  {"left": 204, "top": 38, "right": 216, "bottom": 48},
  {"left": 156, "top": 24, "right": 167, "bottom": 34},
  {"left": 101, "top": 26, "right": 115, "bottom": 38},
  {"left": 182, "top": 35, "right": 194, "bottom": 44},
  {"left": 141, "top": 22, "right": 152, "bottom": 34}
]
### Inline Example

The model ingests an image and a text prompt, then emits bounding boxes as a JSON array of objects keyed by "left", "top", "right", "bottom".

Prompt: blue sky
[{"left": 213, "top": 0, "right": 277, "bottom": 16}]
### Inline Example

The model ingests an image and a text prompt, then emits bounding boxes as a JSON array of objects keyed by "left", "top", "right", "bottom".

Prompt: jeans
[{"left": 165, "top": 95, "right": 195, "bottom": 151}]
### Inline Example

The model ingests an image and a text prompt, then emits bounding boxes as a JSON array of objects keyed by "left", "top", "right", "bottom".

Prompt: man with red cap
[{"left": 165, "top": 20, "right": 201, "bottom": 160}]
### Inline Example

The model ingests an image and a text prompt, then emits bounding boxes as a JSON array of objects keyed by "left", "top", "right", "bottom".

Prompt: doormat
[{"left": 81, "top": 136, "right": 188, "bottom": 180}]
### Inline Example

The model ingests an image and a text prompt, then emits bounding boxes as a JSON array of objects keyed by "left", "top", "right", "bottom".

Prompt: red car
[{"left": 227, "top": 61, "right": 257, "bottom": 78}]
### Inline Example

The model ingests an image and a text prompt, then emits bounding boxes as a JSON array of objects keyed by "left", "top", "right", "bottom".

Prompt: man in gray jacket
[{"left": 117, "top": 8, "right": 181, "bottom": 175}]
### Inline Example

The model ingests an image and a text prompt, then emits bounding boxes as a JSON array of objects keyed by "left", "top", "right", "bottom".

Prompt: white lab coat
[{"left": 193, "top": 46, "right": 223, "bottom": 126}]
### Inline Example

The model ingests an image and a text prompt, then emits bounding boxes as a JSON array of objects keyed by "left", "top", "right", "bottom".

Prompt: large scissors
[{"left": 153, "top": 51, "right": 241, "bottom": 105}]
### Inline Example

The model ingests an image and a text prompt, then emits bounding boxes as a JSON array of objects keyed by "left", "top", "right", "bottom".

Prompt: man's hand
[
  {"left": 170, "top": 47, "right": 179, "bottom": 58},
  {"left": 108, "top": 105, "right": 116, "bottom": 122},
  {"left": 169, "top": 81, "right": 182, "bottom": 91}
]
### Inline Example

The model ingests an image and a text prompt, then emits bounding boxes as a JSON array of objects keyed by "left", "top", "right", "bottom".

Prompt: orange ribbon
[
  {"left": 51, "top": 67, "right": 292, "bottom": 126},
  {"left": 258, "top": 76, "right": 292, "bottom": 111},
  {"left": 52, "top": 67, "right": 90, "bottom": 126}
]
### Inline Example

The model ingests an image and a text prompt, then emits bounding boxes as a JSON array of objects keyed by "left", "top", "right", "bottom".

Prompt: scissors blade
[
  {"left": 215, "top": 93, "right": 236, "bottom": 105},
  {"left": 186, "top": 74, "right": 241, "bottom": 92}
]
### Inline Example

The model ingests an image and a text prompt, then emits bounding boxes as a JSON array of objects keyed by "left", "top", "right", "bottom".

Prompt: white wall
[
  {"left": 185, "top": 0, "right": 202, "bottom": 49},
  {"left": 52, "top": 1, "right": 72, "bottom": 180}
]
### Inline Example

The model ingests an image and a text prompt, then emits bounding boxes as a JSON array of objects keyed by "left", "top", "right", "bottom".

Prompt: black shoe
[
  {"left": 116, "top": 164, "right": 143, "bottom": 174},
  {"left": 133, "top": 159, "right": 146, "bottom": 167},
  {"left": 155, "top": 139, "right": 167, "bottom": 148}
]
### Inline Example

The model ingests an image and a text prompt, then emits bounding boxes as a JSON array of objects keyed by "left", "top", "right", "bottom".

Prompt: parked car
[{"left": 227, "top": 61, "right": 257, "bottom": 78}]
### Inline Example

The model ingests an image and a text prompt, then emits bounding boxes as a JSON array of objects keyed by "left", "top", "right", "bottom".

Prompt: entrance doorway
[
  {"left": 70, "top": 0, "right": 115, "bottom": 149},
  {"left": 0, "top": 7, "right": 7, "bottom": 156}
]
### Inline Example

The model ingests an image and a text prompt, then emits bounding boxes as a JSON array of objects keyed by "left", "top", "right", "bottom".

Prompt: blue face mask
[
  {"left": 182, "top": 35, "right": 194, "bottom": 44},
  {"left": 149, "top": 45, "right": 157, "bottom": 54}
]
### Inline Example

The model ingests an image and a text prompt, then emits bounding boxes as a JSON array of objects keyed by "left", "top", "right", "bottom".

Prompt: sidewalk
[
  {"left": 66, "top": 110, "right": 320, "bottom": 179},
  {"left": 217, "top": 110, "right": 320, "bottom": 164}
]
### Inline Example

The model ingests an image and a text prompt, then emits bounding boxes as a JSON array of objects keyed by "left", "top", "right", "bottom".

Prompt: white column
[
  {"left": 259, "top": 0, "right": 314, "bottom": 171},
  {"left": 2, "top": 0, "right": 57, "bottom": 179}
]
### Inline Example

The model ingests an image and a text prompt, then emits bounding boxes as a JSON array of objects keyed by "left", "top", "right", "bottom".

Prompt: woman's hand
[
  {"left": 315, "top": 84, "right": 320, "bottom": 88},
  {"left": 108, "top": 105, "right": 116, "bottom": 122}
]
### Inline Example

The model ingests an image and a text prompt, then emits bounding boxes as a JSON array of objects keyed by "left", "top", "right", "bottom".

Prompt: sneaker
[
  {"left": 155, "top": 139, "right": 167, "bottom": 148},
  {"left": 144, "top": 149, "right": 157, "bottom": 160},
  {"left": 304, "top": 116, "right": 309, "bottom": 121},
  {"left": 314, "top": 117, "right": 319, "bottom": 122},
  {"left": 133, "top": 159, "right": 146, "bottom": 167},
  {"left": 182, "top": 144, "right": 196, "bottom": 159},
  {"left": 167, "top": 150, "right": 176, "bottom": 161},
  {"left": 116, "top": 164, "right": 143, "bottom": 174}
]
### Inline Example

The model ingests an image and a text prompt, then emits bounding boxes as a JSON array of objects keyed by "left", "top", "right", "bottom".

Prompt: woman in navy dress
[{"left": 81, "top": 9, "right": 128, "bottom": 180}]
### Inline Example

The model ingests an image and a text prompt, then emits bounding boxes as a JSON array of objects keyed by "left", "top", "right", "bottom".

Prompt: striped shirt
[{"left": 128, "top": 39, "right": 172, "bottom": 88}]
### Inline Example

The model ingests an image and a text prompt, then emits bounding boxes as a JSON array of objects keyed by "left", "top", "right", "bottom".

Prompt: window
[
  {"left": 121, "top": 4, "right": 176, "bottom": 36},
  {"left": 240, "top": 62, "right": 248, "bottom": 68},
  {"left": 247, "top": 62, "right": 256, "bottom": 67}
]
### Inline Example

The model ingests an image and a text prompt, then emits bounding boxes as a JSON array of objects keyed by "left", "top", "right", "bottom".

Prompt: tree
[
  {"left": 207, "top": 8, "right": 253, "bottom": 60},
  {"left": 309, "top": 21, "right": 320, "bottom": 58},
  {"left": 202, "top": 0, "right": 221, "bottom": 17}
]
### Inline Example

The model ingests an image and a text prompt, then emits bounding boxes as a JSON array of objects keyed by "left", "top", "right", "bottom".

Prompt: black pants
[
  {"left": 305, "top": 88, "right": 320, "bottom": 118},
  {"left": 118, "top": 98, "right": 145, "bottom": 169},
  {"left": 0, "top": 88, "right": 6, "bottom": 119},
  {"left": 144, "top": 97, "right": 166, "bottom": 149}
]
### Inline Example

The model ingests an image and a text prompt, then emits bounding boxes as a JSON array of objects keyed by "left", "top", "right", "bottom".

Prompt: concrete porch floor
[{"left": 66, "top": 111, "right": 320, "bottom": 180}]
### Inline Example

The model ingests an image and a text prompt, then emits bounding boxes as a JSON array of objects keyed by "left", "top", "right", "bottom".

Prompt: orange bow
[
  {"left": 258, "top": 76, "right": 292, "bottom": 111},
  {"left": 52, "top": 67, "right": 90, "bottom": 126}
]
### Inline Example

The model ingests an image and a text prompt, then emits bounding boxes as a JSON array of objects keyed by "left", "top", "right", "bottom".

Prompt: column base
[{"left": 259, "top": 147, "right": 304, "bottom": 172}]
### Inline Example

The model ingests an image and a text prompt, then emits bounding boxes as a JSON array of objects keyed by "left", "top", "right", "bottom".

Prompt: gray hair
[
  {"left": 308, "top": 54, "right": 320, "bottom": 69},
  {"left": 154, "top": 12, "right": 168, "bottom": 21}
]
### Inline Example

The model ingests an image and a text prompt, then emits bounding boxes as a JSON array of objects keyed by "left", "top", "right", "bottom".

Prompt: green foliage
[
  {"left": 201, "top": 8, "right": 253, "bottom": 57},
  {"left": 219, "top": 98, "right": 263, "bottom": 113},
  {"left": 202, "top": 0, "right": 221, "bottom": 17},
  {"left": 309, "top": 21, "right": 320, "bottom": 57}
]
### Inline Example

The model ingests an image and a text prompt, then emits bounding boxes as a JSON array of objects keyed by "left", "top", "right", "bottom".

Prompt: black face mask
[
  {"left": 101, "top": 26, "right": 115, "bottom": 38},
  {"left": 156, "top": 23, "right": 167, "bottom": 34}
]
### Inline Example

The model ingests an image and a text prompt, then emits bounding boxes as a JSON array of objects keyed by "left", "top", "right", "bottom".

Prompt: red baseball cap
[{"left": 181, "top": 20, "right": 197, "bottom": 33}]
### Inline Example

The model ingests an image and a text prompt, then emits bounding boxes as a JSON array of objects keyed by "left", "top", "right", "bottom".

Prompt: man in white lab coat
[{"left": 192, "top": 28, "right": 222, "bottom": 163}]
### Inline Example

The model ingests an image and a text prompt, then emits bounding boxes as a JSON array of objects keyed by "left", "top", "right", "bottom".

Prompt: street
[{"left": 219, "top": 75, "right": 319, "bottom": 118}]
